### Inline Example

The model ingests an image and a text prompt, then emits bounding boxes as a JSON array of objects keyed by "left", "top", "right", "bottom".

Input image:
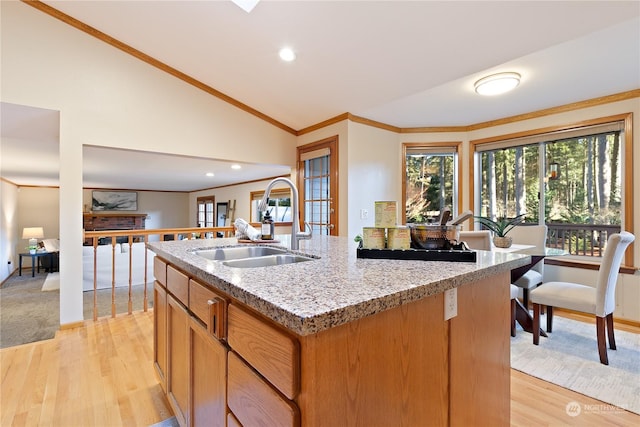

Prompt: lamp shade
[{"left": 22, "top": 227, "right": 44, "bottom": 239}]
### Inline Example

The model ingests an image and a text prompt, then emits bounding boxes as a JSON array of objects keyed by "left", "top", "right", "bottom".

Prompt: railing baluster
[
  {"left": 93, "top": 237, "right": 98, "bottom": 321},
  {"left": 82, "top": 226, "right": 235, "bottom": 321},
  {"left": 111, "top": 236, "right": 117, "bottom": 318},
  {"left": 128, "top": 235, "right": 133, "bottom": 315}
]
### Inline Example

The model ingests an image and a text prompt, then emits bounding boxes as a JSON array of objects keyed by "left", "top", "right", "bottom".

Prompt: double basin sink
[{"left": 193, "top": 245, "right": 315, "bottom": 269}]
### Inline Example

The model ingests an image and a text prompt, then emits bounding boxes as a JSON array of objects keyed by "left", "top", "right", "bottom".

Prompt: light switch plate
[{"left": 444, "top": 288, "right": 457, "bottom": 320}]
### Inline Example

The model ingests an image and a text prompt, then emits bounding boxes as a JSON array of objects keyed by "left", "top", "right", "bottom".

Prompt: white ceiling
[{"left": 2, "top": 1, "right": 639, "bottom": 191}]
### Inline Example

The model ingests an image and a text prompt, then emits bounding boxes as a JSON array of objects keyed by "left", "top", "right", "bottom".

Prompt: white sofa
[{"left": 82, "top": 242, "right": 155, "bottom": 291}]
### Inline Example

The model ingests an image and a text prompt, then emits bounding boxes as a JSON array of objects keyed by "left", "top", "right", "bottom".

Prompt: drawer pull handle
[{"left": 207, "top": 298, "right": 226, "bottom": 339}]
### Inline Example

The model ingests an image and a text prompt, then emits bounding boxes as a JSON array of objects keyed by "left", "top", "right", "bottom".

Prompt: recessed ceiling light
[
  {"left": 231, "top": 164, "right": 242, "bottom": 170},
  {"left": 231, "top": 0, "right": 260, "bottom": 13},
  {"left": 279, "top": 47, "right": 296, "bottom": 62},
  {"left": 206, "top": 172, "right": 214, "bottom": 177},
  {"left": 474, "top": 72, "right": 521, "bottom": 96}
]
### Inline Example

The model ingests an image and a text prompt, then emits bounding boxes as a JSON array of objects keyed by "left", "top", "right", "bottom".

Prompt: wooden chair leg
[
  {"left": 596, "top": 316, "right": 609, "bottom": 365},
  {"left": 546, "top": 306, "right": 553, "bottom": 333},
  {"left": 532, "top": 303, "right": 541, "bottom": 345},
  {"left": 510, "top": 299, "right": 516, "bottom": 337},
  {"left": 606, "top": 313, "right": 616, "bottom": 350},
  {"left": 522, "top": 289, "right": 529, "bottom": 311}
]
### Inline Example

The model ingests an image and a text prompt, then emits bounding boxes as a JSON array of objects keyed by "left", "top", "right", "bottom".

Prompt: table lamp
[{"left": 22, "top": 227, "right": 44, "bottom": 252}]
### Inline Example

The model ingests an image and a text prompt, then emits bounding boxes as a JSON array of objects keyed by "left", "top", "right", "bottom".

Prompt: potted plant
[{"left": 474, "top": 214, "right": 526, "bottom": 248}]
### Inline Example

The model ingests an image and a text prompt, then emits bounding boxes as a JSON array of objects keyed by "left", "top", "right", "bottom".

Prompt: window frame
[
  {"left": 470, "top": 113, "right": 634, "bottom": 268},
  {"left": 249, "top": 188, "right": 293, "bottom": 225},
  {"left": 401, "top": 141, "right": 463, "bottom": 224},
  {"left": 196, "top": 196, "right": 215, "bottom": 228}
]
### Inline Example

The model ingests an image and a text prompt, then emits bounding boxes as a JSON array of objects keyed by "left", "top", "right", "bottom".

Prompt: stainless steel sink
[
  {"left": 222, "top": 254, "right": 314, "bottom": 269},
  {"left": 193, "top": 246, "right": 287, "bottom": 261}
]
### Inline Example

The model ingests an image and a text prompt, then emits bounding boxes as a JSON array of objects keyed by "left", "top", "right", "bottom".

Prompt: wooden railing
[
  {"left": 545, "top": 223, "right": 621, "bottom": 257},
  {"left": 83, "top": 226, "right": 235, "bottom": 321}
]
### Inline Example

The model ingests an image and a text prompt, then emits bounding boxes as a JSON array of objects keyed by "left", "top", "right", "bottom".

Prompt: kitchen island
[{"left": 149, "top": 235, "right": 529, "bottom": 427}]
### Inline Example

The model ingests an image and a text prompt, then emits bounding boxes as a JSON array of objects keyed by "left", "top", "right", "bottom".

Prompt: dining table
[{"left": 493, "top": 244, "right": 567, "bottom": 335}]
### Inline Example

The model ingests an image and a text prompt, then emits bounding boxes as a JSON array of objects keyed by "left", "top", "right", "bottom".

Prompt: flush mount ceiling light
[
  {"left": 474, "top": 72, "right": 521, "bottom": 96},
  {"left": 231, "top": 0, "right": 260, "bottom": 13},
  {"left": 231, "top": 164, "right": 242, "bottom": 170},
  {"left": 279, "top": 47, "right": 296, "bottom": 62},
  {"left": 206, "top": 172, "right": 215, "bottom": 177}
]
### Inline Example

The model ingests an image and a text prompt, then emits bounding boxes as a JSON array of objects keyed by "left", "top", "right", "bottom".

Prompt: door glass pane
[{"left": 303, "top": 154, "right": 330, "bottom": 235}]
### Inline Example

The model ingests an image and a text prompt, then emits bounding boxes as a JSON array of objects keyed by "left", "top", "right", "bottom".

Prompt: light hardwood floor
[{"left": 1, "top": 310, "right": 638, "bottom": 426}]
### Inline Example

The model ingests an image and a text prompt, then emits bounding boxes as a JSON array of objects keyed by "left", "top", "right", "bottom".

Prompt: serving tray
[{"left": 356, "top": 246, "right": 477, "bottom": 262}]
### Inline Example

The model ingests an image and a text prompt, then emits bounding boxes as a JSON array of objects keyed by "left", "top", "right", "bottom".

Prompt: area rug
[
  {"left": 511, "top": 315, "right": 640, "bottom": 414},
  {"left": 41, "top": 272, "right": 60, "bottom": 291}
]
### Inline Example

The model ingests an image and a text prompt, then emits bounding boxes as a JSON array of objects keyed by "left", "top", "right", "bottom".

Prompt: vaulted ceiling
[{"left": 2, "top": 1, "right": 639, "bottom": 191}]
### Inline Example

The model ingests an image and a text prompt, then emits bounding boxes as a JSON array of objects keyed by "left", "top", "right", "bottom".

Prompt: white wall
[
  {"left": 0, "top": 181, "right": 19, "bottom": 283},
  {"left": 83, "top": 189, "right": 190, "bottom": 231},
  {"left": 1, "top": 2, "right": 296, "bottom": 326},
  {"left": 16, "top": 187, "right": 59, "bottom": 268}
]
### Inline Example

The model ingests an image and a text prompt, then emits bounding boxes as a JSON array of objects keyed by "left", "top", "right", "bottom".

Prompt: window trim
[
  {"left": 401, "top": 141, "right": 463, "bottom": 224},
  {"left": 470, "top": 112, "right": 634, "bottom": 268},
  {"left": 249, "top": 188, "right": 293, "bottom": 225},
  {"left": 196, "top": 195, "right": 215, "bottom": 228}
]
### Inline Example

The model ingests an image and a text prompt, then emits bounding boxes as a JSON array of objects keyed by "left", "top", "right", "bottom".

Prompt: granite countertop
[{"left": 148, "top": 234, "right": 530, "bottom": 336}]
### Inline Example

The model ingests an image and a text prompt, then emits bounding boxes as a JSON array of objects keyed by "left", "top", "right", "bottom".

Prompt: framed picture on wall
[{"left": 92, "top": 191, "right": 138, "bottom": 211}]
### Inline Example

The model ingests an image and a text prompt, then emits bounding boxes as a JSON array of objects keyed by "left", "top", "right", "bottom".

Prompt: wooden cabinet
[
  {"left": 157, "top": 262, "right": 228, "bottom": 427},
  {"left": 155, "top": 258, "right": 510, "bottom": 427},
  {"left": 153, "top": 281, "right": 168, "bottom": 393},
  {"left": 167, "top": 293, "right": 190, "bottom": 427},
  {"left": 153, "top": 257, "right": 168, "bottom": 393},
  {"left": 189, "top": 316, "right": 226, "bottom": 427}
]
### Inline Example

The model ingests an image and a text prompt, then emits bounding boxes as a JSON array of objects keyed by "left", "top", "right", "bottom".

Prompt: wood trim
[
  {"left": 60, "top": 321, "right": 85, "bottom": 330},
  {"left": 466, "top": 89, "right": 640, "bottom": 131},
  {"left": 297, "top": 135, "right": 339, "bottom": 235},
  {"left": 623, "top": 112, "right": 634, "bottom": 263},
  {"left": 544, "top": 258, "right": 638, "bottom": 275},
  {"left": 469, "top": 113, "right": 632, "bottom": 146},
  {"left": 22, "top": 0, "right": 296, "bottom": 136},
  {"left": 401, "top": 141, "right": 463, "bottom": 224},
  {"left": 297, "top": 113, "right": 350, "bottom": 135}
]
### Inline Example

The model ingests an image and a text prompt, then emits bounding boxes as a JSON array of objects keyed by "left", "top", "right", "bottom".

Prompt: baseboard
[{"left": 60, "top": 321, "right": 85, "bottom": 330}]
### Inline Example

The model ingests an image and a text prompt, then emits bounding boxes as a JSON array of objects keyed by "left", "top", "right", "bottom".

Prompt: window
[
  {"left": 402, "top": 142, "right": 462, "bottom": 223},
  {"left": 250, "top": 189, "right": 292, "bottom": 224},
  {"left": 473, "top": 114, "right": 633, "bottom": 264},
  {"left": 197, "top": 196, "right": 215, "bottom": 228}
]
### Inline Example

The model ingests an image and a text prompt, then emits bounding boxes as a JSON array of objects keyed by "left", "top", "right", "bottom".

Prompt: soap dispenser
[{"left": 261, "top": 210, "right": 274, "bottom": 240}]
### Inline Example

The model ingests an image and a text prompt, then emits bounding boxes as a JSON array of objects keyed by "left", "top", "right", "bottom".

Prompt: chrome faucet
[{"left": 258, "top": 177, "right": 312, "bottom": 250}]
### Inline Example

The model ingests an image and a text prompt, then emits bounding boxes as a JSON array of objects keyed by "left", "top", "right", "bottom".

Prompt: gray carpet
[
  {"left": 1, "top": 271, "right": 153, "bottom": 349},
  {"left": 511, "top": 314, "right": 640, "bottom": 415}
]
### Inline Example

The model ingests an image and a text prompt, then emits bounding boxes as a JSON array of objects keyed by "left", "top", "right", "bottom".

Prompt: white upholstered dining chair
[
  {"left": 458, "top": 230, "right": 492, "bottom": 251},
  {"left": 508, "top": 225, "right": 548, "bottom": 308},
  {"left": 459, "top": 230, "right": 519, "bottom": 336},
  {"left": 530, "top": 231, "right": 635, "bottom": 365}
]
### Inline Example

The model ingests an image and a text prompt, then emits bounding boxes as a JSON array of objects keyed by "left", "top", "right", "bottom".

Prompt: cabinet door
[
  {"left": 168, "top": 294, "right": 190, "bottom": 427},
  {"left": 190, "top": 317, "right": 226, "bottom": 427},
  {"left": 154, "top": 281, "right": 168, "bottom": 393}
]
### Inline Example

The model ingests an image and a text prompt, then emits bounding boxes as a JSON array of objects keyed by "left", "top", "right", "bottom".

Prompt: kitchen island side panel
[
  {"left": 450, "top": 271, "right": 511, "bottom": 427},
  {"left": 298, "top": 291, "right": 449, "bottom": 426}
]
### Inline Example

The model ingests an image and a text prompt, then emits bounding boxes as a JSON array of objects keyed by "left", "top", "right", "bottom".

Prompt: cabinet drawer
[
  {"left": 154, "top": 257, "right": 167, "bottom": 286},
  {"left": 227, "top": 304, "right": 299, "bottom": 399},
  {"left": 189, "top": 279, "right": 227, "bottom": 340},
  {"left": 167, "top": 265, "right": 188, "bottom": 306},
  {"left": 228, "top": 352, "right": 299, "bottom": 427}
]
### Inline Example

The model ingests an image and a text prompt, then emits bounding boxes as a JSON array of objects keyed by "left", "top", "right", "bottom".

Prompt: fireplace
[{"left": 83, "top": 213, "right": 147, "bottom": 245}]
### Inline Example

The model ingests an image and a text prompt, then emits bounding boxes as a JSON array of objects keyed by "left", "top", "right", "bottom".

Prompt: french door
[{"left": 297, "top": 136, "right": 338, "bottom": 236}]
